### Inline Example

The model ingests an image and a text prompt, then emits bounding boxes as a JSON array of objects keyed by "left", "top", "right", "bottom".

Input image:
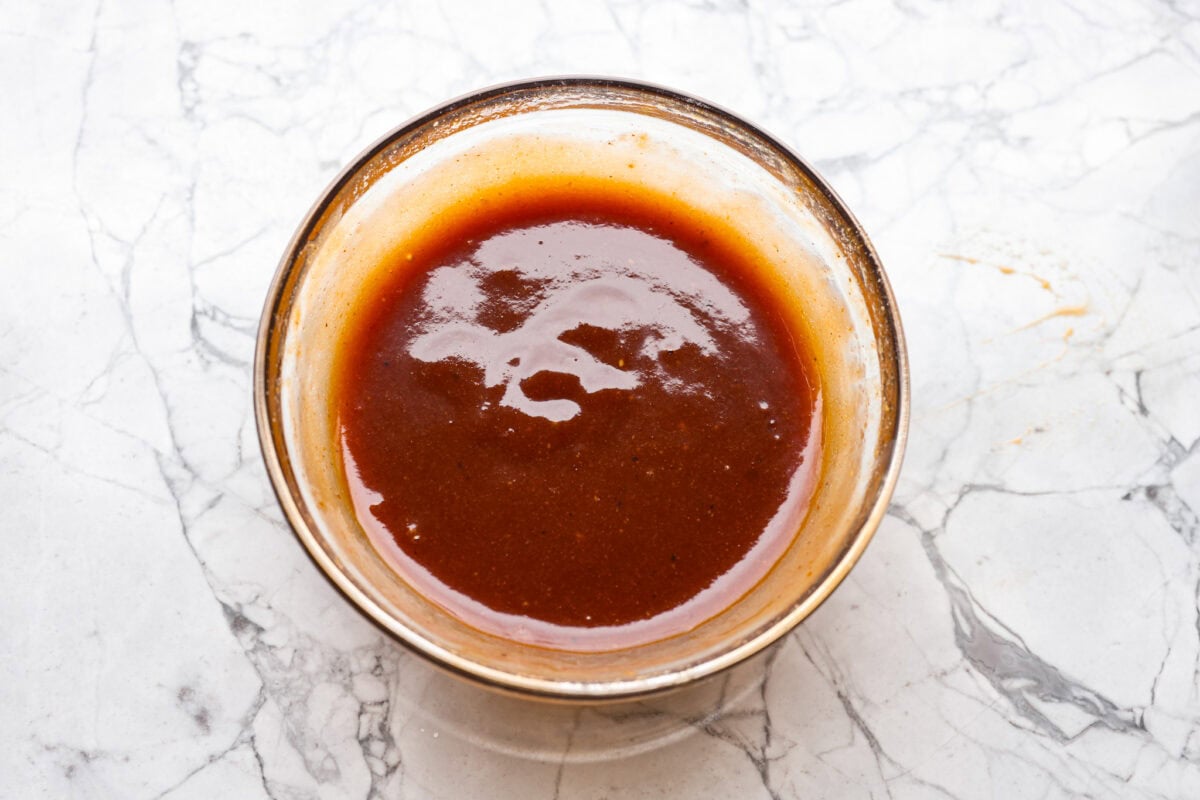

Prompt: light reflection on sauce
[{"left": 410, "top": 221, "right": 750, "bottom": 422}]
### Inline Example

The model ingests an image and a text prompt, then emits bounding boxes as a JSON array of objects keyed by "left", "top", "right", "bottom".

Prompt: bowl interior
[{"left": 256, "top": 80, "right": 906, "bottom": 700}]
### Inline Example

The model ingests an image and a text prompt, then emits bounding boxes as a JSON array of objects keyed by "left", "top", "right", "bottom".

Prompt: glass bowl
[{"left": 254, "top": 77, "right": 908, "bottom": 701}]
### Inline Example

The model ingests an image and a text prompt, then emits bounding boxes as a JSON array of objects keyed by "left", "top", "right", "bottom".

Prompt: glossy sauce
[{"left": 336, "top": 186, "right": 821, "bottom": 649}]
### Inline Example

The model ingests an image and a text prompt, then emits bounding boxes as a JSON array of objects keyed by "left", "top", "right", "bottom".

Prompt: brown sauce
[{"left": 335, "top": 183, "right": 821, "bottom": 649}]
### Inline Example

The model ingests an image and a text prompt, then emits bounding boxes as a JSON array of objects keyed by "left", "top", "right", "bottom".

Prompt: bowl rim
[{"left": 253, "top": 75, "right": 910, "bottom": 701}]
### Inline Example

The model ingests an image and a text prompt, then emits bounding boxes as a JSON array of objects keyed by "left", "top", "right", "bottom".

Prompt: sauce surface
[{"left": 336, "top": 185, "right": 821, "bottom": 648}]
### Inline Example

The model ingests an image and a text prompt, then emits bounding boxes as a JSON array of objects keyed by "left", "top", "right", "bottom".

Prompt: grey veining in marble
[{"left": 3, "top": 0, "right": 1200, "bottom": 797}]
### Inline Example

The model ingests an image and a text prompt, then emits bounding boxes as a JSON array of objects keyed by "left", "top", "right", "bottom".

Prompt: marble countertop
[{"left": 4, "top": 0, "right": 1200, "bottom": 797}]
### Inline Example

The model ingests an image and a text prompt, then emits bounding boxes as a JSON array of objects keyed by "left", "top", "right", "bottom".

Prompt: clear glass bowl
[{"left": 254, "top": 78, "right": 909, "bottom": 701}]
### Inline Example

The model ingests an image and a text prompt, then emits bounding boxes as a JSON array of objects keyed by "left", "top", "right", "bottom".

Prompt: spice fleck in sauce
[{"left": 336, "top": 183, "right": 821, "bottom": 648}]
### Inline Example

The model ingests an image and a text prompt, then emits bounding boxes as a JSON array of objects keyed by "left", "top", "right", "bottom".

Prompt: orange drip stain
[
  {"left": 939, "top": 253, "right": 1054, "bottom": 293},
  {"left": 940, "top": 253, "right": 980, "bottom": 265},
  {"left": 1013, "top": 304, "right": 1088, "bottom": 333}
]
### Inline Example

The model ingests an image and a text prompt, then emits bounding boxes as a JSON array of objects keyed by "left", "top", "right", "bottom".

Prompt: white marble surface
[{"left": 3, "top": 0, "right": 1200, "bottom": 797}]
